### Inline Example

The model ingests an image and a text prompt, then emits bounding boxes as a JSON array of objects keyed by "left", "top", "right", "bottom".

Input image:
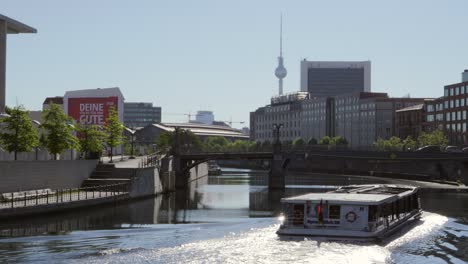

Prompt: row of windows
[
  {"left": 445, "top": 85, "right": 468, "bottom": 97},
  {"left": 265, "top": 105, "right": 290, "bottom": 113},
  {"left": 256, "top": 130, "right": 301, "bottom": 139},
  {"left": 444, "top": 98, "right": 468, "bottom": 109},
  {"left": 426, "top": 103, "right": 444, "bottom": 112},
  {"left": 255, "top": 120, "right": 301, "bottom": 131},
  {"left": 445, "top": 111, "right": 467, "bottom": 122},
  {"left": 446, "top": 123, "right": 468, "bottom": 133}
]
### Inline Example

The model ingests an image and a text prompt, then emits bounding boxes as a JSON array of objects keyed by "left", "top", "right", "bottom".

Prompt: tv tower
[{"left": 274, "top": 15, "right": 287, "bottom": 95}]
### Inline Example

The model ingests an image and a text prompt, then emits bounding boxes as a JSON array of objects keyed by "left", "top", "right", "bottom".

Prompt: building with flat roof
[
  {"left": 63, "top": 87, "right": 124, "bottom": 126},
  {"left": 395, "top": 104, "right": 424, "bottom": 140},
  {"left": 42, "top": 96, "right": 63, "bottom": 110},
  {"left": 442, "top": 72, "right": 468, "bottom": 145},
  {"left": 0, "top": 15, "right": 36, "bottom": 114},
  {"left": 250, "top": 92, "right": 308, "bottom": 143},
  {"left": 300, "top": 60, "right": 371, "bottom": 98},
  {"left": 136, "top": 122, "right": 248, "bottom": 145},
  {"left": 124, "top": 102, "right": 161, "bottom": 128}
]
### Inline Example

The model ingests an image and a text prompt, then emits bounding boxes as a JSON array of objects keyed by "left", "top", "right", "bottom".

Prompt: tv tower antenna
[{"left": 274, "top": 14, "right": 287, "bottom": 95}]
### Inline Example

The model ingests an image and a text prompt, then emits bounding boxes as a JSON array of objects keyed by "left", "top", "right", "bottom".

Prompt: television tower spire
[{"left": 274, "top": 14, "right": 287, "bottom": 95}]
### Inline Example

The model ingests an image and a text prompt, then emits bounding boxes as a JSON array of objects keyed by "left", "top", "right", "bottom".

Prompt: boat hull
[{"left": 277, "top": 210, "right": 422, "bottom": 242}]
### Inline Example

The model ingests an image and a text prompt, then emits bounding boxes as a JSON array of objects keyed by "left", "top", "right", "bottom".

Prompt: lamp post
[
  {"left": 67, "top": 123, "right": 75, "bottom": 160},
  {"left": 272, "top": 123, "right": 283, "bottom": 144},
  {"left": 272, "top": 123, "right": 283, "bottom": 153},
  {"left": 32, "top": 120, "right": 41, "bottom": 160}
]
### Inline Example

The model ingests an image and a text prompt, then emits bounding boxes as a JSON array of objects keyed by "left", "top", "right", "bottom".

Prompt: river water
[{"left": 1, "top": 169, "right": 468, "bottom": 264}]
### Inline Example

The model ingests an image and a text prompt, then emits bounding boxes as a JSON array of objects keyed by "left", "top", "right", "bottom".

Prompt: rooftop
[
  {"left": 396, "top": 104, "right": 424, "bottom": 113},
  {"left": 0, "top": 14, "right": 37, "bottom": 34},
  {"left": 282, "top": 185, "right": 416, "bottom": 205},
  {"left": 43, "top": 96, "right": 63, "bottom": 105},
  {"left": 151, "top": 122, "right": 248, "bottom": 139}
]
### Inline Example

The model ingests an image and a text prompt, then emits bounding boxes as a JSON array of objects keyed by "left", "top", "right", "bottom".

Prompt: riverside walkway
[
  {"left": 0, "top": 155, "right": 160, "bottom": 219},
  {"left": 0, "top": 183, "right": 129, "bottom": 219}
]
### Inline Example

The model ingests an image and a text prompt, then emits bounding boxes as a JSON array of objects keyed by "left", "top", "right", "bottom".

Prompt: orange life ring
[{"left": 345, "top": 211, "right": 357, "bottom": 223}]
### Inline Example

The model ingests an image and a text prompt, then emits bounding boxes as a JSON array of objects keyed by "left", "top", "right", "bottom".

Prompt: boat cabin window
[
  {"left": 368, "top": 205, "right": 378, "bottom": 221},
  {"left": 329, "top": 205, "right": 340, "bottom": 219},
  {"left": 292, "top": 204, "right": 304, "bottom": 225}
]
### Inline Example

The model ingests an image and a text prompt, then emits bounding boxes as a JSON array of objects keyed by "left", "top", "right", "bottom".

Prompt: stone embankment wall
[
  {"left": 157, "top": 157, "right": 208, "bottom": 193},
  {"left": 0, "top": 160, "right": 98, "bottom": 193},
  {"left": 287, "top": 152, "right": 468, "bottom": 183},
  {"left": 129, "top": 167, "right": 163, "bottom": 198}
]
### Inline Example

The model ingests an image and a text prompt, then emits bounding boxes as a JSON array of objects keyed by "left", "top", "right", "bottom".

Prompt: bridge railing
[{"left": 0, "top": 182, "right": 130, "bottom": 210}]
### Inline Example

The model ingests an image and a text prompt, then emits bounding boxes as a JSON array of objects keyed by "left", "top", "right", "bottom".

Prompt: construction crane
[
  {"left": 163, "top": 112, "right": 193, "bottom": 122},
  {"left": 221, "top": 120, "right": 245, "bottom": 127}
]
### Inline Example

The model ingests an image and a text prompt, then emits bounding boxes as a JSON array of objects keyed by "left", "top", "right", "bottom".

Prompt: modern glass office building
[
  {"left": 300, "top": 61, "right": 371, "bottom": 97},
  {"left": 124, "top": 102, "right": 161, "bottom": 128}
]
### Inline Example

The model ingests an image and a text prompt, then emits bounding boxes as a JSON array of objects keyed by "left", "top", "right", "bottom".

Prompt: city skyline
[{"left": 2, "top": 0, "right": 468, "bottom": 128}]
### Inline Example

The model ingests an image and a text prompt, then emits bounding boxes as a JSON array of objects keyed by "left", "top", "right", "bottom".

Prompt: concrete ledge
[
  {"left": 0, "top": 194, "right": 129, "bottom": 220},
  {"left": 0, "top": 160, "right": 99, "bottom": 193}
]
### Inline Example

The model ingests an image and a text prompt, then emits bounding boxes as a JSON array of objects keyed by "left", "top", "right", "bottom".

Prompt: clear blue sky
[{"left": 3, "top": 0, "right": 468, "bottom": 128}]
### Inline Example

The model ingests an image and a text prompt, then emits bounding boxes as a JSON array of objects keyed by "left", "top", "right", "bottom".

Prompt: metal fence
[
  {"left": 139, "top": 152, "right": 162, "bottom": 168},
  {"left": 0, "top": 183, "right": 130, "bottom": 210}
]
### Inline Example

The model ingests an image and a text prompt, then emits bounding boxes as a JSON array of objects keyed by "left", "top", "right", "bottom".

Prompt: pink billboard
[{"left": 68, "top": 97, "right": 118, "bottom": 125}]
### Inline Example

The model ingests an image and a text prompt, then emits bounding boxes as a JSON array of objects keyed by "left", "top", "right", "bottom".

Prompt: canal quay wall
[
  {"left": 286, "top": 151, "right": 468, "bottom": 184},
  {"left": 0, "top": 156, "right": 208, "bottom": 219},
  {"left": 0, "top": 160, "right": 98, "bottom": 193},
  {"left": 158, "top": 156, "right": 208, "bottom": 193}
]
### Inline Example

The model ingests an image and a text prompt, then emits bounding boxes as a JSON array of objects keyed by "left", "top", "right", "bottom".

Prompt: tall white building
[{"left": 195, "top": 110, "right": 214, "bottom": 125}]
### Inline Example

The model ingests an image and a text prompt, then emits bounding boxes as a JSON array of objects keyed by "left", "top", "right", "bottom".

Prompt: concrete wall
[
  {"left": 129, "top": 167, "right": 163, "bottom": 198},
  {"left": 0, "top": 149, "right": 77, "bottom": 161},
  {"left": 0, "top": 160, "right": 98, "bottom": 193}
]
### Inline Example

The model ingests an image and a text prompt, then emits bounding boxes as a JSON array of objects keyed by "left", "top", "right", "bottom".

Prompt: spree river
[{"left": 1, "top": 169, "right": 468, "bottom": 264}]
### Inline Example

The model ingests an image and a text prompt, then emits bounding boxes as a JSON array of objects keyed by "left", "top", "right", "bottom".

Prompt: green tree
[
  {"left": 0, "top": 106, "right": 39, "bottom": 160},
  {"left": 307, "top": 138, "right": 318, "bottom": 145},
  {"left": 103, "top": 107, "right": 124, "bottom": 162},
  {"left": 77, "top": 124, "right": 106, "bottom": 159},
  {"left": 156, "top": 131, "right": 173, "bottom": 152},
  {"left": 156, "top": 128, "right": 202, "bottom": 154},
  {"left": 203, "top": 136, "right": 229, "bottom": 151},
  {"left": 402, "top": 136, "right": 418, "bottom": 151},
  {"left": 319, "top": 136, "right": 331, "bottom": 145},
  {"left": 374, "top": 136, "right": 403, "bottom": 151},
  {"left": 331, "top": 136, "right": 348, "bottom": 146},
  {"left": 41, "top": 103, "right": 78, "bottom": 160},
  {"left": 292, "top": 137, "right": 305, "bottom": 148},
  {"left": 417, "top": 130, "right": 448, "bottom": 147}
]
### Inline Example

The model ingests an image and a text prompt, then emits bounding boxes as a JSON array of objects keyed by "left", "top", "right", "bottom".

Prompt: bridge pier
[
  {"left": 269, "top": 142, "right": 286, "bottom": 190},
  {"left": 173, "top": 157, "right": 190, "bottom": 190}
]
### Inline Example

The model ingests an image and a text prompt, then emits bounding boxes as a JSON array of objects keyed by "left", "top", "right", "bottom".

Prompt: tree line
[
  {"left": 0, "top": 104, "right": 124, "bottom": 161},
  {"left": 373, "top": 130, "right": 448, "bottom": 151},
  {"left": 155, "top": 129, "right": 349, "bottom": 153}
]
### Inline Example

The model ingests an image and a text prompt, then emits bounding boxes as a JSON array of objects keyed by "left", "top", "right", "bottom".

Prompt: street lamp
[
  {"left": 272, "top": 123, "right": 284, "bottom": 153},
  {"left": 272, "top": 123, "right": 284, "bottom": 144},
  {"left": 32, "top": 120, "right": 41, "bottom": 160},
  {"left": 67, "top": 123, "right": 75, "bottom": 160}
]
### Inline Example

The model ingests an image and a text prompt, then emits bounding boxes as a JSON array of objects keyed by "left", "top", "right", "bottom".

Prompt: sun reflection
[{"left": 278, "top": 215, "right": 285, "bottom": 223}]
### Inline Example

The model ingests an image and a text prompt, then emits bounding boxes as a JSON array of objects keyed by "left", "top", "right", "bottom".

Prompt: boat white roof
[
  {"left": 282, "top": 193, "right": 396, "bottom": 205},
  {"left": 282, "top": 184, "right": 417, "bottom": 205}
]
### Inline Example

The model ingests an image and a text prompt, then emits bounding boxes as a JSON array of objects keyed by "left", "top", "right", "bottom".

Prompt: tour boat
[{"left": 277, "top": 184, "right": 422, "bottom": 241}]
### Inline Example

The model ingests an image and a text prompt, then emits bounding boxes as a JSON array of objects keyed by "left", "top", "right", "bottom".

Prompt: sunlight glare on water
[{"left": 76, "top": 212, "right": 452, "bottom": 264}]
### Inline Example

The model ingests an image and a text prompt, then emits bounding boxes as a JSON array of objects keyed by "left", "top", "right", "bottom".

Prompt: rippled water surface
[{"left": 1, "top": 169, "right": 468, "bottom": 264}]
